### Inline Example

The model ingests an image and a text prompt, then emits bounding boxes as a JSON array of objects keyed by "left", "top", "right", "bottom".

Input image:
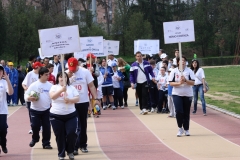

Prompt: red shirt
[{"left": 48, "top": 73, "right": 56, "bottom": 85}]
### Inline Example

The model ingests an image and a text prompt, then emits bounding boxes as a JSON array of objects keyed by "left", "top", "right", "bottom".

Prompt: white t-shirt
[
  {"left": 50, "top": 85, "right": 79, "bottom": 115},
  {"left": 97, "top": 72, "right": 104, "bottom": 99},
  {"left": 168, "top": 67, "right": 195, "bottom": 97},
  {"left": 0, "top": 79, "right": 9, "bottom": 114},
  {"left": 25, "top": 80, "right": 53, "bottom": 111},
  {"left": 112, "top": 71, "right": 120, "bottom": 88},
  {"left": 66, "top": 67, "right": 94, "bottom": 103},
  {"left": 22, "top": 70, "right": 38, "bottom": 87},
  {"left": 137, "top": 63, "right": 147, "bottom": 83},
  {"left": 107, "top": 58, "right": 118, "bottom": 67},
  {"left": 173, "top": 57, "right": 188, "bottom": 66},
  {"left": 194, "top": 68, "right": 205, "bottom": 85},
  {"left": 150, "top": 67, "right": 159, "bottom": 80},
  {"left": 156, "top": 73, "right": 168, "bottom": 91}
]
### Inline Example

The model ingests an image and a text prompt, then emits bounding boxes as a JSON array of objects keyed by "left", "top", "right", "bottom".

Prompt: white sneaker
[
  {"left": 28, "top": 129, "right": 33, "bottom": 134},
  {"left": 40, "top": 126, "right": 43, "bottom": 132},
  {"left": 103, "top": 106, "right": 107, "bottom": 110},
  {"left": 112, "top": 106, "right": 116, "bottom": 110},
  {"left": 121, "top": 106, "right": 124, "bottom": 109},
  {"left": 140, "top": 110, "right": 144, "bottom": 114},
  {"left": 151, "top": 108, "right": 155, "bottom": 113},
  {"left": 177, "top": 128, "right": 184, "bottom": 137},
  {"left": 142, "top": 109, "right": 148, "bottom": 115},
  {"left": 185, "top": 130, "right": 190, "bottom": 136}
]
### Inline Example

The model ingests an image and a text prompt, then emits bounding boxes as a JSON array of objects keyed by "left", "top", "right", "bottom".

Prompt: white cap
[
  {"left": 168, "top": 68, "right": 173, "bottom": 72},
  {"left": 160, "top": 53, "right": 167, "bottom": 59}
]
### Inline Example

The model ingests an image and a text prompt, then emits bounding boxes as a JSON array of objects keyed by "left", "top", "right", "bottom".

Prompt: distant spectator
[
  {"left": 8, "top": 62, "right": 18, "bottom": 106},
  {"left": 26, "top": 55, "right": 36, "bottom": 74},
  {"left": 17, "top": 65, "right": 26, "bottom": 106},
  {"left": 107, "top": 54, "right": 118, "bottom": 67},
  {"left": 0, "top": 60, "right": 10, "bottom": 75},
  {"left": 43, "top": 57, "right": 50, "bottom": 67},
  {"left": 46, "top": 64, "right": 55, "bottom": 85}
]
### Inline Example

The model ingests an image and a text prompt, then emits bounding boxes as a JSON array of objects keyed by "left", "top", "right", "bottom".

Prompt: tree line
[{"left": 0, "top": 0, "right": 239, "bottom": 64}]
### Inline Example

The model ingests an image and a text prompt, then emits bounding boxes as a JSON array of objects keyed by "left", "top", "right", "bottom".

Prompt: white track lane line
[{"left": 7, "top": 106, "right": 22, "bottom": 118}]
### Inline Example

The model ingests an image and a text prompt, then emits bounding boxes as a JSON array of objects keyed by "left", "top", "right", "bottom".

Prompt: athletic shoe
[
  {"left": 40, "top": 126, "right": 43, "bottom": 132},
  {"left": 112, "top": 106, "right": 116, "bottom": 110},
  {"left": 80, "top": 147, "right": 88, "bottom": 153},
  {"left": 23, "top": 103, "right": 26, "bottom": 106},
  {"left": 142, "top": 109, "right": 148, "bottom": 115},
  {"left": 203, "top": 113, "right": 207, "bottom": 116},
  {"left": 124, "top": 103, "right": 128, "bottom": 107},
  {"left": 192, "top": 110, "right": 196, "bottom": 114},
  {"left": 185, "top": 130, "right": 190, "bottom": 136},
  {"left": 59, "top": 157, "right": 65, "bottom": 160},
  {"left": 68, "top": 153, "right": 74, "bottom": 160},
  {"left": 108, "top": 104, "right": 111, "bottom": 108},
  {"left": 7, "top": 103, "right": 10, "bottom": 106},
  {"left": 135, "top": 101, "right": 138, "bottom": 106},
  {"left": 28, "top": 129, "right": 33, "bottom": 134},
  {"left": 121, "top": 106, "right": 124, "bottom": 109},
  {"left": 73, "top": 150, "right": 79, "bottom": 155},
  {"left": 43, "top": 145, "right": 53, "bottom": 149},
  {"left": 177, "top": 128, "right": 184, "bottom": 137},
  {"left": 161, "top": 108, "right": 166, "bottom": 113},
  {"left": 2, "top": 147, "right": 8, "bottom": 154},
  {"left": 151, "top": 108, "right": 155, "bottom": 113},
  {"left": 13, "top": 103, "right": 17, "bottom": 106},
  {"left": 29, "top": 140, "right": 36, "bottom": 147},
  {"left": 103, "top": 106, "right": 107, "bottom": 110}
]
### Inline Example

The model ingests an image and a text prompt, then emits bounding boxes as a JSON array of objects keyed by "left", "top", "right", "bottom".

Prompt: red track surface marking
[
  {"left": 0, "top": 107, "right": 31, "bottom": 159},
  {"left": 191, "top": 106, "right": 240, "bottom": 146},
  {"left": 94, "top": 108, "right": 186, "bottom": 160}
]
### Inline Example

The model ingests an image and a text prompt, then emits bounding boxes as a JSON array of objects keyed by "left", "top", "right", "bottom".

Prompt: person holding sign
[
  {"left": 66, "top": 57, "right": 99, "bottom": 155},
  {"left": 130, "top": 51, "right": 155, "bottom": 115},
  {"left": 25, "top": 67, "right": 53, "bottom": 149},
  {"left": 168, "top": 56, "right": 195, "bottom": 137},
  {"left": 49, "top": 72, "right": 79, "bottom": 160},
  {"left": 0, "top": 65, "right": 13, "bottom": 154}
]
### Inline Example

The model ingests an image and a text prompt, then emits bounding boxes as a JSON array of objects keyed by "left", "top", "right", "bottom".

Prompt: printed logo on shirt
[
  {"left": 38, "top": 88, "right": 49, "bottom": 93},
  {"left": 76, "top": 77, "right": 83, "bottom": 80},
  {"left": 0, "top": 86, "right": 3, "bottom": 88}
]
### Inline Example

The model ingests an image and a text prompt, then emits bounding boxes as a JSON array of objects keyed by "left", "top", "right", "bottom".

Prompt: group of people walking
[{"left": 0, "top": 49, "right": 208, "bottom": 158}]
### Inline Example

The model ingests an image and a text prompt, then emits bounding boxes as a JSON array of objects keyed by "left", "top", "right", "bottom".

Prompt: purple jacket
[{"left": 130, "top": 60, "right": 155, "bottom": 84}]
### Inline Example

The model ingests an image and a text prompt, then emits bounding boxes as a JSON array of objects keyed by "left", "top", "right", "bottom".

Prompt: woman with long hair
[
  {"left": 117, "top": 58, "right": 131, "bottom": 107},
  {"left": 190, "top": 59, "right": 207, "bottom": 115}
]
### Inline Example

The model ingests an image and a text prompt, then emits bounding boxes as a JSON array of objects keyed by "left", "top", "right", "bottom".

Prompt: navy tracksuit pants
[
  {"left": 0, "top": 114, "right": 8, "bottom": 148},
  {"left": 74, "top": 102, "right": 89, "bottom": 150},
  {"left": 50, "top": 112, "right": 78, "bottom": 157},
  {"left": 30, "top": 108, "right": 51, "bottom": 147}
]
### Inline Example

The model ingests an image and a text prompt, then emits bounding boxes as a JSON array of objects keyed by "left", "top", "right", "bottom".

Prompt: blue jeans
[{"left": 193, "top": 85, "right": 206, "bottom": 114}]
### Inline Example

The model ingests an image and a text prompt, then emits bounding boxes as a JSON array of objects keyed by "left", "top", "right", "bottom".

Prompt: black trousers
[
  {"left": 74, "top": 102, "right": 89, "bottom": 150},
  {"left": 123, "top": 87, "right": 129, "bottom": 104},
  {"left": 50, "top": 112, "right": 78, "bottom": 157},
  {"left": 172, "top": 95, "right": 192, "bottom": 130},
  {"left": 158, "top": 90, "right": 168, "bottom": 112},
  {"left": 26, "top": 102, "right": 32, "bottom": 126},
  {"left": 0, "top": 114, "right": 8, "bottom": 148},
  {"left": 149, "top": 86, "right": 159, "bottom": 109},
  {"left": 18, "top": 86, "right": 25, "bottom": 105},
  {"left": 136, "top": 81, "right": 148, "bottom": 110},
  {"left": 113, "top": 88, "right": 123, "bottom": 107},
  {"left": 30, "top": 108, "right": 51, "bottom": 147}
]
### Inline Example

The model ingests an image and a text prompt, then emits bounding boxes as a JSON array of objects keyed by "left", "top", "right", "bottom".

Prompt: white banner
[
  {"left": 38, "top": 48, "right": 52, "bottom": 59},
  {"left": 39, "top": 25, "right": 80, "bottom": 57},
  {"left": 134, "top": 39, "right": 159, "bottom": 55},
  {"left": 80, "top": 36, "right": 103, "bottom": 54},
  {"left": 163, "top": 20, "right": 195, "bottom": 44},
  {"left": 108, "top": 40, "right": 120, "bottom": 55},
  {"left": 74, "top": 52, "right": 87, "bottom": 60},
  {"left": 92, "top": 40, "right": 109, "bottom": 57}
]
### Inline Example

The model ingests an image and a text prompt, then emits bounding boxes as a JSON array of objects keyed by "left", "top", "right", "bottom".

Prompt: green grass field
[{"left": 204, "top": 66, "right": 240, "bottom": 114}]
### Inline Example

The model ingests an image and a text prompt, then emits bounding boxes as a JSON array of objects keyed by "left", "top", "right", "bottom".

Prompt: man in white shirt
[
  {"left": 25, "top": 67, "right": 53, "bottom": 149},
  {"left": 22, "top": 61, "right": 44, "bottom": 134},
  {"left": 66, "top": 57, "right": 99, "bottom": 155},
  {"left": 107, "top": 54, "right": 118, "bottom": 67},
  {"left": 51, "top": 55, "right": 61, "bottom": 78}
]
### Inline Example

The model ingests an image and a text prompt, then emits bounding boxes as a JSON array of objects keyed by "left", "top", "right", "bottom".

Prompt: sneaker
[
  {"left": 22, "top": 103, "right": 26, "bottom": 106},
  {"left": 121, "top": 106, "right": 124, "bottom": 109},
  {"left": 107, "top": 104, "right": 111, "bottom": 108},
  {"left": 192, "top": 110, "right": 196, "bottom": 114},
  {"left": 135, "top": 101, "right": 138, "bottom": 106},
  {"left": 203, "top": 113, "right": 207, "bottom": 116},
  {"left": 7, "top": 103, "right": 10, "bottom": 106},
  {"left": 112, "top": 106, "right": 116, "bottom": 110},
  {"left": 140, "top": 110, "right": 144, "bottom": 114},
  {"left": 29, "top": 140, "right": 36, "bottom": 147},
  {"left": 151, "top": 108, "right": 155, "bottom": 113},
  {"left": 43, "top": 145, "right": 53, "bottom": 149},
  {"left": 103, "top": 105, "right": 107, "bottom": 110},
  {"left": 73, "top": 150, "right": 79, "bottom": 155},
  {"left": 40, "top": 126, "right": 43, "bottom": 132},
  {"left": 59, "top": 157, "right": 65, "bottom": 160},
  {"left": 2, "top": 147, "right": 8, "bottom": 154},
  {"left": 177, "top": 128, "right": 184, "bottom": 137},
  {"left": 68, "top": 153, "right": 74, "bottom": 160},
  {"left": 80, "top": 147, "right": 88, "bottom": 153},
  {"left": 142, "top": 109, "right": 148, "bottom": 115},
  {"left": 161, "top": 108, "right": 166, "bottom": 113},
  {"left": 124, "top": 103, "right": 128, "bottom": 107},
  {"left": 185, "top": 130, "right": 190, "bottom": 136},
  {"left": 13, "top": 103, "right": 17, "bottom": 106},
  {"left": 28, "top": 129, "right": 33, "bottom": 134}
]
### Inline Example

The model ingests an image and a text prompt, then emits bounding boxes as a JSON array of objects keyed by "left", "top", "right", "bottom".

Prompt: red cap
[
  {"left": 87, "top": 53, "right": 96, "bottom": 59},
  {"left": 68, "top": 57, "right": 78, "bottom": 71},
  {"left": 32, "top": 62, "right": 44, "bottom": 69}
]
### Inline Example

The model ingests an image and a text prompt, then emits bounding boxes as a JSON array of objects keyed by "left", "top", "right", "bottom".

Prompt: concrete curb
[{"left": 198, "top": 101, "right": 240, "bottom": 119}]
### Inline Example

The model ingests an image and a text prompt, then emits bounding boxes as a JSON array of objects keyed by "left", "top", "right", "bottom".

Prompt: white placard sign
[
  {"left": 163, "top": 20, "right": 195, "bottom": 44},
  {"left": 92, "top": 40, "right": 109, "bottom": 57},
  {"left": 134, "top": 40, "right": 138, "bottom": 54},
  {"left": 38, "top": 48, "right": 52, "bottom": 59},
  {"left": 134, "top": 39, "right": 159, "bottom": 55},
  {"left": 39, "top": 25, "right": 80, "bottom": 56},
  {"left": 108, "top": 40, "right": 120, "bottom": 55},
  {"left": 80, "top": 36, "right": 103, "bottom": 54},
  {"left": 74, "top": 52, "right": 87, "bottom": 60}
]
